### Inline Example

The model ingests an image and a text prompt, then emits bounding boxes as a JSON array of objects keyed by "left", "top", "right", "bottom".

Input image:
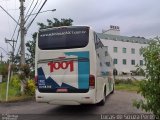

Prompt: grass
[
  {"left": 0, "top": 82, "right": 33, "bottom": 102},
  {"left": 0, "top": 82, "right": 19, "bottom": 101},
  {"left": 115, "top": 79, "right": 140, "bottom": 92},
  {"left": 2, "top": 95, "right": 34, "bottom": 103},
  {"left": 0, "top": 79, "right": 140, "bottom": 102}
]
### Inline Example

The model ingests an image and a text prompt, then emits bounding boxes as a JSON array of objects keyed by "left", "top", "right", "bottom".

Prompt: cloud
[
  {"left": 44, "top": 0, "right": 160, "bottom": 36},
  {"left": 0, "top": 0, "right": 160, "bottom": 60}
]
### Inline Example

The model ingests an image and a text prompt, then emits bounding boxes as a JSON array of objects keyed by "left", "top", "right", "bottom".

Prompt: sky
[{"left": 0, "top": 0, "right": 160, "bottom": 60}]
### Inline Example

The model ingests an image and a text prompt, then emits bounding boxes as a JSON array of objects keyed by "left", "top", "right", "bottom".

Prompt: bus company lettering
[{"left": 48, "top": 60, "right": 74, "bottom": 72}]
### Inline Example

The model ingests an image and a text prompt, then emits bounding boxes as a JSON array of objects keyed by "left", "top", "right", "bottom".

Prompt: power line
[
  {"left": 26, "top": 0, "right": 47, "bottom": 31},
  {"left": 15, "top": 0, "right": 38, "bottom": 56},
  {"left": 13, "top": 28, "right": 20, "bottom": 56},
  {"left": 0, "top": 8, "right": 19, "bottom": 11},
  {"left": 15, "top": 0, "right": 50, "bottom": 58},
  {"left": 0, "top": 47, "right": 8, "bottom": 54},
  {"left": 34, "top": 0, "right": 43, "bottom": 12},
  {"left": 11, "top": 17, "right": 20, "bottom": 40},
  {"left": 25, "top": 0, "right": 35, "bottom": 17},
  {"left": 25, "top": 0, "right": 38, "bottom": 24},
  {"left": 5, "top": 1, "right": 11, "bottom": 43},
  {"left": 1, "top": 0, "right": 48, "bottom": 64},
  {"left": 10, "top": 2, "right": 38, "bottom": 56},
  {"left": 0, "top": 4, "right": 20, "bottom": 57},
  {"left": 10, "top": 17, "right": 20, "bottom": 54},
  {"left": 0, "top": 5, "right": 20, "bottom": 26},
  {"left": 13, "top": 30, "right": 20, "bottom": 58},
  {"left": 4, "top": 1, "right": 13, "bottom": 59}
]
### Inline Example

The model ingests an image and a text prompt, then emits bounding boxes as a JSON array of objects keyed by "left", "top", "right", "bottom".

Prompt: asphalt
[{"left": 0, "top": 91, "right": 150, "bottom": 120}]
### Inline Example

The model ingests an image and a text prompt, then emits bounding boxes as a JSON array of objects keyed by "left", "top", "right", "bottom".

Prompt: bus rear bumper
[{"left": 35, "top": 89, "right": 96, "bottom": 105}]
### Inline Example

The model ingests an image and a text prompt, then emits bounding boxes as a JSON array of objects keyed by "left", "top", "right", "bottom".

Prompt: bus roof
[{"left": 39, "top": 26, "right": 90, "bottom": 32}]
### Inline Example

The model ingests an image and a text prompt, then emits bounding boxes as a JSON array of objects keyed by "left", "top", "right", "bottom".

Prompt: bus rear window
[{"left": 38, "top": 27, "right": 89, "bottom": 50}]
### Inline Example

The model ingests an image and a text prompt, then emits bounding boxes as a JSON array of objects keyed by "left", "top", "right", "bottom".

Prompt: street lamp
[
  {"left": 25, "top": 9, "right": 56, "bottom": 23},
  {"left": 26, "top": 9, "right": 56, "bottom": 16},
  {"left": 24, "top": 9, "right": 56, "bottom": 28}
]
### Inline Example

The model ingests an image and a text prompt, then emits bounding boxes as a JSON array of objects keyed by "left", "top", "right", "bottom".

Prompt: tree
[
  {"left": 133, "top": 37, "right": 160, "bottom": 119},
  {"left": 135, "top": 65, "right": 145, "bottom": 76},
  {"left": 37, "top": 18, "right": 73, "bottom": 29},
  {"left": 0, "top": 62, "right": 8, "bottom": 81},
  {"left": 26, "top": 33, "right": 37, "bottom": 69},
  {"left": 25, "top": 18, "right": 73, "bottom": 76}
]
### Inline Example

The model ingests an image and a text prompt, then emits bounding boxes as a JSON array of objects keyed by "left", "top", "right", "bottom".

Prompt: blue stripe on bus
[{"left": 65, "top": 51, "right": 90, "bottom": 89}]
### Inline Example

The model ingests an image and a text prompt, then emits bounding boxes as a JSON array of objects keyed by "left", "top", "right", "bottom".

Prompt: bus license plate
[{"left": 56, "top": 88, "right": 68, "bottom": 92}]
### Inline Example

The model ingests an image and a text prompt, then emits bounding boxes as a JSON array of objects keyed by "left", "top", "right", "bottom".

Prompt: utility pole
[
  {"left": 0, "top": 53, "right": 3, "bottom": 63},
  {"left": 5, "top": 38, "right": 16, "bottom": 63},
  {"left": 20, "top": 0, "right": 25, "bottom": 65},
  {"left": 5, "top": 38, "right": 15, "bottom": 102}
]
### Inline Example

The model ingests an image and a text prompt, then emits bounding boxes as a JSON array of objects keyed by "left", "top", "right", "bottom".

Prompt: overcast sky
[{"left": 0, "top": 0, "right": 160, "bottom": 60}]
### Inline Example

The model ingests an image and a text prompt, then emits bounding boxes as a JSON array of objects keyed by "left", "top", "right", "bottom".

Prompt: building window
[
  {"left": 140, "top": 60, "right": 143, "bottom": 66},
  {"left": 122, "top": 47, "right": 126, "bottom": 53},
  {"left": 100, "top": 62, "right": 102, "bottom": 66},
  {"left": 105, "top": 62, "right": 110, "bottom": 67},
  {"left": 131, "top": 60, "right": 135, "bottom": 65},
  {"left": 123, "top": 59, "right": 127, "bottom": 65},
  {"left": 113, "top": 59, "right": 118, "bottom": 64},
  {"left": 113, "top": 47, "right": 118, "bottom": 53},
  {"left": 131, "top": 48, "right": 135, "bottom": 54},
  {"left": 105, "top": 51, "right": 108, "bottom": 56}
]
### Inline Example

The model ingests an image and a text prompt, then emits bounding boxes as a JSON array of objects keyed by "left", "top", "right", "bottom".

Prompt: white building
[{"left": 97, "top": 25, "right": 148, "bottom": 75}]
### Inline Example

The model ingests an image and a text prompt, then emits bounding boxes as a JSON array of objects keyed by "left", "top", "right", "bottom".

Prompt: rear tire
[{"left": 98, "top": 87, "right": 106, "bottom": 106}]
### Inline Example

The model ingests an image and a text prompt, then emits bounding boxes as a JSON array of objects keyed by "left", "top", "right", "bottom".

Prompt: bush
[
  {"left": 133, "top": 37, "right": 160, "bottom": 118},
  {"left": 19, "top": 64, "right": 31, "bottom": 80},
  {"left": 10, "top": 74, "right": 21, "bottom": 90},
  {"left": 24, "top": 79, "right": 35, "bottom": 96}
]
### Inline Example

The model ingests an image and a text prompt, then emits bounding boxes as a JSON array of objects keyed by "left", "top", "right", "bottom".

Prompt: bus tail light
[
  {"left": 35, "top": 75, "right": 38, "bottom": 86},
  {"left": 89, "top": 75, "right": 95, "bottom": 89}
]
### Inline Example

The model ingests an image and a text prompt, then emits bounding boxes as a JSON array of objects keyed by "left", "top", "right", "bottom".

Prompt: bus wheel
[
  {"left": 111, "top": 84, "right": 114, "bottom": 94},
  {"left": 98, "top": 87, "right": 106, "bottom": 106}
]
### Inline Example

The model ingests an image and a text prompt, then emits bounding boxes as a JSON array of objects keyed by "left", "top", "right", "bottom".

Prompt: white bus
[{"left": 35, "top": 26, "right": 115, "bottom": 105}]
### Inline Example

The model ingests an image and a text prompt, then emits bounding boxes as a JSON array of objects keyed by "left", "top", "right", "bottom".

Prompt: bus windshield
[{"left": 38, "top": 27, "right": 89, "bottom": 50}]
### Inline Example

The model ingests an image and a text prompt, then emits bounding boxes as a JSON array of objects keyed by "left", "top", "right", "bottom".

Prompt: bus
[{"left": 35, "top": 26, "right": 115, "bottom": 105}]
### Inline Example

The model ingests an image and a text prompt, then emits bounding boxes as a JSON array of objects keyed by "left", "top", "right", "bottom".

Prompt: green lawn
[
  {"left": 0, "top": 80, "right": 140, "bottom": 102},
  {"left": 0, "top": 82, "right": 21, "bottom": 102},
  {"left": 115, "top": 80, "right": 140, "bottom": 92}
]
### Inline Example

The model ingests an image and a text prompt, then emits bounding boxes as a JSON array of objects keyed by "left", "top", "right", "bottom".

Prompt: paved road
[{"left": 0, "top": 91, "right": 147, "bottom": 120}]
